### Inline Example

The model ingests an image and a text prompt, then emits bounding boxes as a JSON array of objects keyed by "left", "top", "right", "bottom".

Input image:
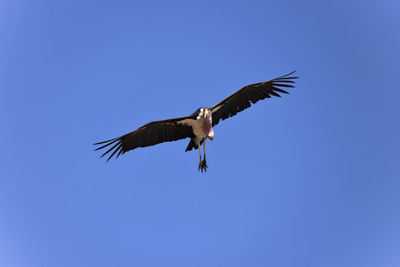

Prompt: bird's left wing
[
  {"left": 211, "top": 71, "right": 298, "bottom": 126},
  {"left": 94, "top": 116, "right": 196, "bottom": 161}
]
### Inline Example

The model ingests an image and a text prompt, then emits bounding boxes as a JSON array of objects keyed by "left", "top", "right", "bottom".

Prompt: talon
[{"left": 201, "top": 160, "right": 208, "bottom": 172}]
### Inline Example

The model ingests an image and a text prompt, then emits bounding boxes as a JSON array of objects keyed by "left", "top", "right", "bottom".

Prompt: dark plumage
[
  {"left": 94, "top": 71, "right": 298, "bottom": 171},
  {"left": 211, "top": 71, "right": 296, "bottom": 126},
  {"left": 94, "top": 117, "right": 195, "bottom": 161}
]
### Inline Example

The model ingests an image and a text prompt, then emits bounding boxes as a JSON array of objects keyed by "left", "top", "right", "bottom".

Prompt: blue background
[{"left": 1, "top": 1, "right": 399, "bottom": 266}]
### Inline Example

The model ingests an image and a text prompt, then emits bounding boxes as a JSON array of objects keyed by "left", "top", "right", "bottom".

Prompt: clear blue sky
[{"left": 1, "top": 1, "right": 399, "bottom": 266}]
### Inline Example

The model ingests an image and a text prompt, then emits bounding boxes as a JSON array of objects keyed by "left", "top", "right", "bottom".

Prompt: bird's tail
[
  {"left": 185, "top": 138, "right": 196, "bottom": 152},
  {"left": 185, "top": 138, "right": 204, "bottom": 151}
]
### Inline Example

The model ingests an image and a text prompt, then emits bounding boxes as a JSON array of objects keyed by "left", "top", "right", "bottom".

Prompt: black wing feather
[
  {"left": 94, "top": 116, "right": 195, "bottom": 161},
  {"left": 211, "top": 71, "right": 298, "bottom": 126}
]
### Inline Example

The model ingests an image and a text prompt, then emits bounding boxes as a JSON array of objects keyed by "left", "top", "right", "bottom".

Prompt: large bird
[{"left": 94, "top": 71, "right": 298, "bottom": 172}]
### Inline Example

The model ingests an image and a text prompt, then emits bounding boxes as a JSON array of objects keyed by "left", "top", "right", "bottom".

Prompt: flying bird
[{"left": 94, "top": 71, "right": 298, "bottom": 172}]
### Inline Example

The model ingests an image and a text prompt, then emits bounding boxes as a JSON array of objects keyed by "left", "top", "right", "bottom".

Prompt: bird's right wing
[
  {"left": 211, "top": 71, "right": 298, "bottom": 126},
  {"left": 94, "top": 116, "right": 196, "bottom": 161}
]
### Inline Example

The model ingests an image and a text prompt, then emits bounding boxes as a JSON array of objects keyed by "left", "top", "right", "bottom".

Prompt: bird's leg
[
  {"left": 198, "top": 143, "right": 203, "bottom": 171},
  {"left": 201, "top": 139, "right": 208, "bottom": 172}
]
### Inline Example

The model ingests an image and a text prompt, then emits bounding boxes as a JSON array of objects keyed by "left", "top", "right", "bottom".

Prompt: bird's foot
[{"left": 198, "top": 159, "right": 208, "bottom": 173}]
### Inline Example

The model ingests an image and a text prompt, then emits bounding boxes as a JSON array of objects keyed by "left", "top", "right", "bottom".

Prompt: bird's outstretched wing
[
  {"left": 211, "top": 71, "right": 298, "bottom": 126},
  {"left": 94, "top": 116, "right": 195, "bottom": 161}
]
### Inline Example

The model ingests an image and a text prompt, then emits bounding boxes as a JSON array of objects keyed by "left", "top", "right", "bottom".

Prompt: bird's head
[
  {"left": 203, "top": 107, "right": 212, "bottom": 118},
  {"left": 199, "top": 107, "right": 214, "bottom": 140},
  {"left": 196, "top": 107, "right": 212, "bottom": 119}
]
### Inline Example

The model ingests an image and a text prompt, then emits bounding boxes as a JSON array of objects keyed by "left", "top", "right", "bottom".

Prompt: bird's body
[
  {"left": 94, "top": 71, "right": 298, "bottom": 172},
  {"left": 183, "top": 107, "right": 214, "bottom": 145}
]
